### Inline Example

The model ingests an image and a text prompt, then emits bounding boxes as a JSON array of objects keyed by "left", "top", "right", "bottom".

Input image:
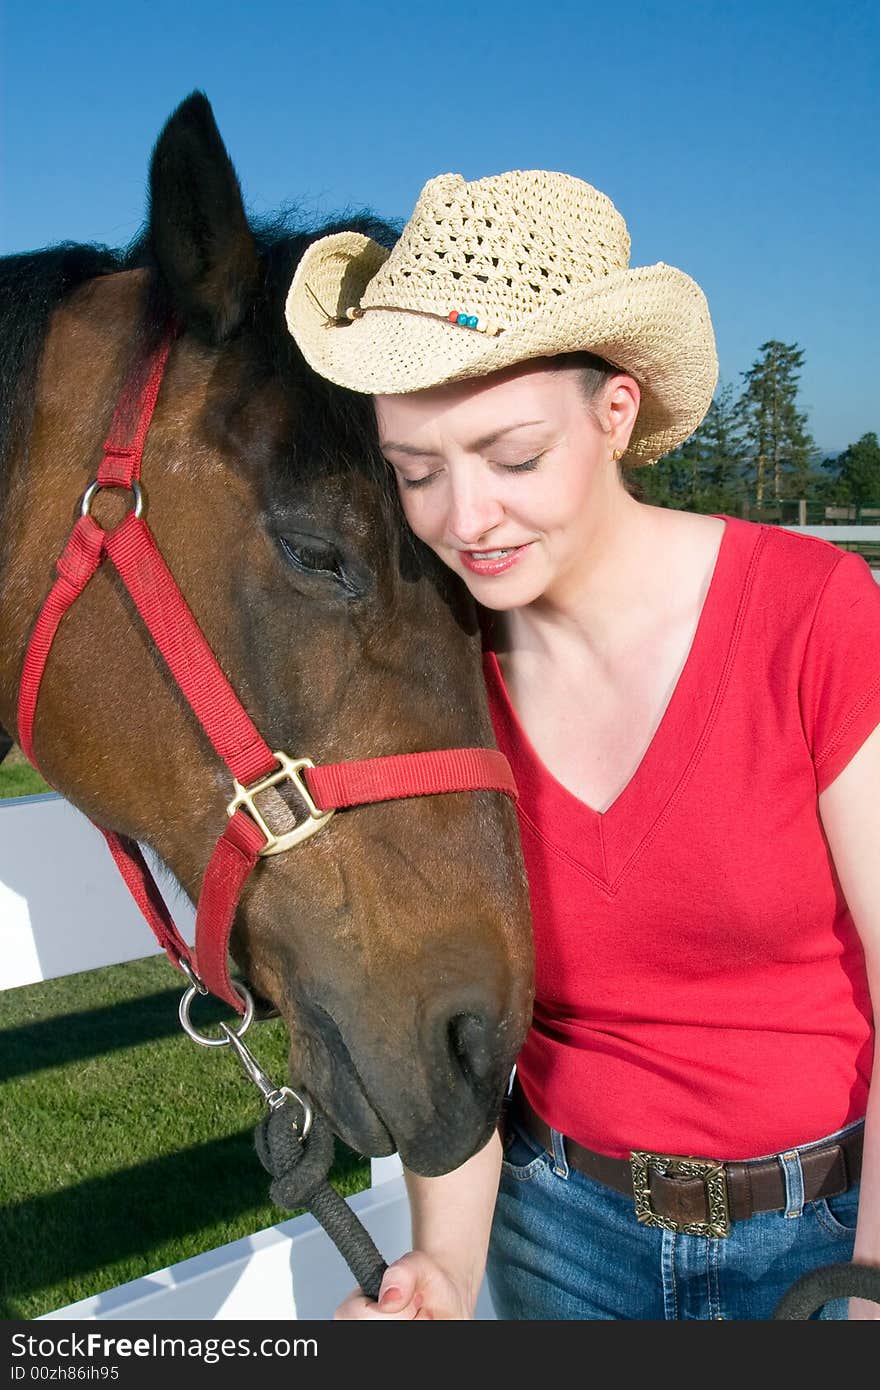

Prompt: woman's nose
[{"left": 445, "top": 476, "right": 505, "bottom": 547}]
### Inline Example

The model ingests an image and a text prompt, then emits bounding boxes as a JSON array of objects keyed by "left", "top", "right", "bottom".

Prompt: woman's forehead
[{"left": 374, "top": 362, "right": 579, "bottom": 445}]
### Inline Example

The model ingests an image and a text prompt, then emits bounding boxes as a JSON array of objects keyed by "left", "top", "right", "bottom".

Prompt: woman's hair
[
  {"left": 543, "top": 350, "right": 624, "bottom": 424},
  {"left": 544, "top": 350, "right": 644, "bottom": 497}
]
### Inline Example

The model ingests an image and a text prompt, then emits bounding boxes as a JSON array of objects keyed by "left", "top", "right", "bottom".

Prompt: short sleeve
[{"left": 799, "top": 550, "right": 880, "bottom": 793}]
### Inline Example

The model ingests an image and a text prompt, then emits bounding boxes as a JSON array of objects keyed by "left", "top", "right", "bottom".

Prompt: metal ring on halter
[
  {"left": 178, "top": 979, "right": 255, "bottom": 1047},
  {"left": 80, "top": 478, "right": 145, "bottom": 520},
  {"left": 178, "top": 956, "right": 209, "bottom": 996}
]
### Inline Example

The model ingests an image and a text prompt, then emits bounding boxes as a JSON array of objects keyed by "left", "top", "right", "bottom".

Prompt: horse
[{"left": 0, "top": 91, "right": 534, "bottom": 1181}]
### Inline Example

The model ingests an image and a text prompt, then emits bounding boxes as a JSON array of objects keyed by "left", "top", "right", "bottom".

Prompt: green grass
[
  {"left": 0, "top": 746, "right": 51, "bottom": 799},
  {"left": 0, "top": 955, "right": 372, "bottom": 1318}
]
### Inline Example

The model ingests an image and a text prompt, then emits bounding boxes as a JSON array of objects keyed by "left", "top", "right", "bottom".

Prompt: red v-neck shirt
[{"left": 482, "top": 514, "right": 880, "bottom": 1160}]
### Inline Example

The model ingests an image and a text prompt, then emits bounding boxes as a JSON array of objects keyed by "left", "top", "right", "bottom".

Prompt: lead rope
[
  {"left": 181, "top": 979, "right": 386, "bottom": 1301},
  {"left": 773, "top": 1262, "right": 880, "bottom": 1319},
  {"left": 255, "top": 1105, "right": 387, "bottom": 1302}
]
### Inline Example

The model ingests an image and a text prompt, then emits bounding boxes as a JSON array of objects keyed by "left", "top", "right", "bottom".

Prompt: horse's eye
[
  {"left": 280, "top": 536, "right": 338, "bottom": 573},
  {"left": 278, "top": 535, "right": 359, "bottom": 595}
]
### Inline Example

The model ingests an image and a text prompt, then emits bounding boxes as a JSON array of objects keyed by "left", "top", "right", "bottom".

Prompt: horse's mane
[
  {"left": 0, "top": 208, "right": 401, "bottom": 490},
  {"left": 0, "top": 242, "right": 125, "bottom": 475}
]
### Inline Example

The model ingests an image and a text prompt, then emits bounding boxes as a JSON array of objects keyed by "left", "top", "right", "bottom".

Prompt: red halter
[{"left": 17, "top": 333, "right": 517, "bottom": 1012}]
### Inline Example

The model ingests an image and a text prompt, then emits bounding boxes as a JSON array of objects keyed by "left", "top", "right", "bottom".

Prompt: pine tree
[
  {"left": 737, "top": 341, "right": 816, "bottom": 505},
  {"left": 635, "top": 382, "right": 746, "bottom": 512},
  {"left": 690, "top": 384, "right": 748, "bottom": 512},
  {"left": 836, "top": 432, "right": 880, "bottom": 509},
  {"left": 813, "top": 452, "right": 848, "bottom": 507},
  {"left": 625, "top": 441, "right": 694, "bottom": 509}
]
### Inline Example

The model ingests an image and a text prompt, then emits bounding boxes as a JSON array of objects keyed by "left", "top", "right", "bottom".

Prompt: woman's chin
[
  {"left": 466, "top": 582, "right": 544, "bottom": 611},
  {"left": 457, "top": 566, "right": 546, "bottom": 610}
]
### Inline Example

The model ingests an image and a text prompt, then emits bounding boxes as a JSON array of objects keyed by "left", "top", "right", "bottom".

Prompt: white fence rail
[
  {"left": 0, "top": 793, "right": 495, "bottom": 1320},
  {"left": 781, "top": 525, "right": 880, "bottom": 544}
]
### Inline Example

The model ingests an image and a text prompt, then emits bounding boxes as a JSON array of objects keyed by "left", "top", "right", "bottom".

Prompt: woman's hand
[
  {"left": 849, "top": 1295, "right": 880, "bottom": 1320},
  {"left": 333, "top": 1251, "right": 476, "bottom": 1320},
  {"left": 335, "top": 1128, "right": 503, "bottom": 1319}
]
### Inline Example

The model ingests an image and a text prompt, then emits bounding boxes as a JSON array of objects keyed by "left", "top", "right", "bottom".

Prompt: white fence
[
  {"left": 780, "top": 525, "right": 880, "bottom": 545},
  {"left": 0, "top": 792, "right": 496, "bottom": 1320}
]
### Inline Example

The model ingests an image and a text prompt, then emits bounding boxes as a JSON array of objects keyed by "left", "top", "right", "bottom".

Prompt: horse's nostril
[{"left": 447, "top": 1011, "right": 494, "bottom": 1086}]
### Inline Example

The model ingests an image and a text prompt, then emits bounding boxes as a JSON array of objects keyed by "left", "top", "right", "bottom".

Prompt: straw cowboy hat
[{"left": 285, "top": 170, "right": 718, "bottom": 466}]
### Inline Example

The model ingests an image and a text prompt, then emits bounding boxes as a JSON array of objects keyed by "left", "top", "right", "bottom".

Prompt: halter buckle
[{"left": 228, "top": 752, "right": 334, "bottom": 855}]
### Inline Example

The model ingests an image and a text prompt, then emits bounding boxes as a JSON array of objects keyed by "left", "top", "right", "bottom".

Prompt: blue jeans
[{"left": 487, "top": 1112, "right": 861, "bottom": 1320}]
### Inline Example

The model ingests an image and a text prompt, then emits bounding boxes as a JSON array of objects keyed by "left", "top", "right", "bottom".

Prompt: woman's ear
[{"left": 604, "top": 373, "right": 641, "bottom": 448}]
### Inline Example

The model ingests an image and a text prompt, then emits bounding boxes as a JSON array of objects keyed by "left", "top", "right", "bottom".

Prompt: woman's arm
[
  {"left": 334, "top": 1129, "right": 503, "bottom": 1319},
  {"left": 818, "top": 720, "right": 880, "bottom": 1319},
  {"left": 404, "top": 1127, "right": 504, "bottom": 1312}
]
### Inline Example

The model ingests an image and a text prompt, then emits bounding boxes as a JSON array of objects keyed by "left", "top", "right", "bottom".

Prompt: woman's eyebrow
[
  {"left": 380, "top": 441, "right": 441, "bottom": 458},
  {"left": 470, "top": 420, "right": 546, "bottom": 450},
  {"left": 381, "top": 421, "right": 546, "bottom": 457}
]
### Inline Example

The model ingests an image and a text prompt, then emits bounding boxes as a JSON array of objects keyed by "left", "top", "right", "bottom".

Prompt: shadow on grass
[
  {"left": 0, "top": 1129, "right": 370, "bottom": 1317},
  {"left": 0, "top": 989, "right": 235, "bottom": 1082}
]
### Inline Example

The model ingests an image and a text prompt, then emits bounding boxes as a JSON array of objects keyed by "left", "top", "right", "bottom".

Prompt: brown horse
[{"left": 0, "top": 92, "right": 533, "bottom": 1178}]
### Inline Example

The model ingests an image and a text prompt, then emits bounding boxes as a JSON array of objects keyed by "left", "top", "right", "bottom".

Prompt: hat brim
[{"left": 285, "top": 232, "right": 717, "bottom": 465}]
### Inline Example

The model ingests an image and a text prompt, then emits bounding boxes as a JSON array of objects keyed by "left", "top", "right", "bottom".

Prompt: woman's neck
[{"left": 492, "top": 497, "right": 681, "bottom": 666}]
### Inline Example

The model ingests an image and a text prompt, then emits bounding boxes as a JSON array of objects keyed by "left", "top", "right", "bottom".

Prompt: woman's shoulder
[
  {"left": 715, "top": 512, "right": 856, "bottom": 589},
  {"left": 708, "top": 516, "right": 880, "bottom": 680},
  {"left": 645, "top": 507, "right": 837, "bottom": 607}
]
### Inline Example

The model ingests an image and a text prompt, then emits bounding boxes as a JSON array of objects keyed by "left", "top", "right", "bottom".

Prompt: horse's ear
[{"left": 148, "top": 91, "right": 259, "bottom": 343}]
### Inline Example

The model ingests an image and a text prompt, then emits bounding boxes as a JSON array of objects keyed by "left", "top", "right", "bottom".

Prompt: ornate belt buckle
[{"left": 630, "top": 1150, "right": 731, "bottom": 1238}]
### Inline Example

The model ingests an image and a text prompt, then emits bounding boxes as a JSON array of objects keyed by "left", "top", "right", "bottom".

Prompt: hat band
[
  {"left": 304, "top": 281, "right": 505, "bottom": 337},
  {"left": 349, "top": 303, "right": 504, "bottom": 337}
]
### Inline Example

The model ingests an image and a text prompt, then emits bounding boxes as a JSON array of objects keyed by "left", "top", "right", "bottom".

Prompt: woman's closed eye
[
  {"left": 399, "top": 470, "right": 441, "bottom": 491},
  {"left": 499, "top": 456, "right": 541, "bottom": 474},
  {"left": 398, "top": 456, "right": 542, "bottom": 490}
]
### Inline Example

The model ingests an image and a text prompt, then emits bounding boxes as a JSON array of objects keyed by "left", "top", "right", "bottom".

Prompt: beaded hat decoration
[{"left": 285, "top": 170, "right": 718, "bottom": 466}]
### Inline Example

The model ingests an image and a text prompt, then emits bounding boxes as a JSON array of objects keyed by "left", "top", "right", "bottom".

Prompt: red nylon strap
[
  {"left": 98, "top": 336, "right": 175, "bottom": 487},
  {"left": 101, "top": 828, "right": 195, "bottom": 972},
  {"left": 194, "top": 810, "right": 266, "bottom": 1006},
  {"left": 304, "top": 747, "right": 517, "bottom": 808},
  {"left": 105, "top": 514, "right": 277, "bottom": 787},
  {"left": 17, "top": 516, "right": 106, "bottom": 768}
]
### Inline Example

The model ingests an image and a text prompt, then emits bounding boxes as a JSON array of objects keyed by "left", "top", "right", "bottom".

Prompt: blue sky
[{"left": 2, "top": 0, "right": 877, "bottom": 453}]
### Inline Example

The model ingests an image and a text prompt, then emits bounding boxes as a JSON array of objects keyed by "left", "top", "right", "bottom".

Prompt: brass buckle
[
  {"left": 227, "top": 752, "right": 334, "bottom": 856},
  {"left": 630, "top": 1151, "right": 731, "bottom": 1238}
]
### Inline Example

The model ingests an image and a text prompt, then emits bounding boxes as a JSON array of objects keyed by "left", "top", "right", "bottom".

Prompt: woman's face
[{"left": 375, "top": 361, "right": 639, "bottom": 611}]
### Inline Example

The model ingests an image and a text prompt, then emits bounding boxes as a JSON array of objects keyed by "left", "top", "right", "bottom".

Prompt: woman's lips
[{"left": 459, "top": 543, "right": 532, "bottom": 576}]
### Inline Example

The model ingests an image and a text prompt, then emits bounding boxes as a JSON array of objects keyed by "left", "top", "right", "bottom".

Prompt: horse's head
[{"left": 0, "top": 93, "right": 533, "bottom": 1176}]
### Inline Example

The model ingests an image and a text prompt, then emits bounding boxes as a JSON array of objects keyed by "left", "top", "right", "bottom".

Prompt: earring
[{"left": 612, "top": 448, "right": 624, "bottom": 461}]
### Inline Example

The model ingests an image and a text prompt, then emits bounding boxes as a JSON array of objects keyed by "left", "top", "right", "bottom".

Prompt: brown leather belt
[{"left": 506, "top": 1080, "right": 863, "bottom": 1238}]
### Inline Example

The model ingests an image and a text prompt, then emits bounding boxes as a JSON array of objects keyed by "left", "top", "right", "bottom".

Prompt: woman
[{"left": 284, "top": 170, "right": 880, "bottom": 1319}]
